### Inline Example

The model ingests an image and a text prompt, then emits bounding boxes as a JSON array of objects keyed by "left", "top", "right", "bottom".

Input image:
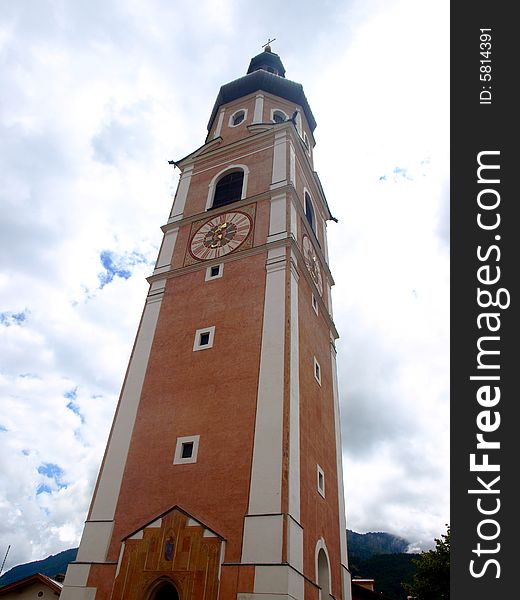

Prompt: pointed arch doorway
[{"left": 149, "top": 581, "right": 179, "bottom": 600}]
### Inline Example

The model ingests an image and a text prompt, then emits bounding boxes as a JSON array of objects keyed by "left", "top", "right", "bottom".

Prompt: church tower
[{"left": 62, "top": 45, "right": 352, "bottom": 600}]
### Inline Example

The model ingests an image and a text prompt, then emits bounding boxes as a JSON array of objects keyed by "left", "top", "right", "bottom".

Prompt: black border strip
[{"left": 451, "top": 3, "right": 517, "bottom": 597}]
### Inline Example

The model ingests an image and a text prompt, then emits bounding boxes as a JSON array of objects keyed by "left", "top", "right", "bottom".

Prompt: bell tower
[{"left": 62, "top": 46, "right": 352, "bottom": 600}]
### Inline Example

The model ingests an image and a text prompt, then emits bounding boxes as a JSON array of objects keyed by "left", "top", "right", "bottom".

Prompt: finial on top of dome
[
  {"left": 262, "top": 38, "right": 276, "bottom": 53},
  {"left": 247, "top": 40, "right": 285, "bottom": 77}
]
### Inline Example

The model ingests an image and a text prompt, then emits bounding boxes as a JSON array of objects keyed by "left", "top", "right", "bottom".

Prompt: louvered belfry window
[
  {"left": 305, "top": 192, "right": 315, "bottom": 232},
  {"left": 213, "top": 171, "right": 244, "bottom": 208}
]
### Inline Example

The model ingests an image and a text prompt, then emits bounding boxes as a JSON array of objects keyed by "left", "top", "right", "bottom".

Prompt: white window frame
[
  {"left": 193, "top": 326, "right": 215, "bottom": 351},
  {"left": 312, "top": 293, "right": 319, "bottom": 315},
  {"left": 302, "top": 131, "right": 311, "bottom": 157},
  {"left": 205, "top": 263, "right": 224, "bottom": 281},
  {"left": 271, "top": 108, "right": 289, "bottom": 123},
  {"left": 303, "top": 188, "right": 318, "bottom": 235},
  {"left": 229, "top": 108, "right": 248, "bottom": 127},
  {"left": 313, "top": 356, "right": 322, "bottom": 385},
  {"left": 205, "top": 164, "right": 250, "bottom": 210},
  {"left": 294, "top": 109, "right": 302, "bottom": 135},
  {"left": 317, "top": 464, "right": 325, "bottom": 497},
  {"left": 173, "top": 435, "right": 200, "bottom": 465},
  {"left": 315, "top": 539, "right": 332, "bottom": 598}
]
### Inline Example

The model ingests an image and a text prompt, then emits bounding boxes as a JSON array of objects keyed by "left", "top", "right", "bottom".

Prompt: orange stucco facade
[{"left": 62, "top": 48, "right": 351, "bottom": 600}]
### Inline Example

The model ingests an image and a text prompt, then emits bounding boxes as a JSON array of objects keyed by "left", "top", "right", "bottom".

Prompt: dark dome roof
[
  {"left": 247, "top": 49, "right": 286, "bottom": 77},
  {"left": 207, "top": 69, "right": 316, "bottom": 132}
]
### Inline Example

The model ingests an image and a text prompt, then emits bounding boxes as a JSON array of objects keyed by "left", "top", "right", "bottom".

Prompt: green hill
[
  {"left": 347, "top": 530, "right": 416, "bottom": 600},
  {"left": 347, "top": 529, "right": 409, "bottom": 560},
  {"left": 0, "top": 548, "right": 77, "bottom": 588},
  {"left": 350, "top": 552, "right": 419, "bottom": 600}
]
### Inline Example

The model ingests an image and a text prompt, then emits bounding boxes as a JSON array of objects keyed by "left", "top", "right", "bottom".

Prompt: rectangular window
[
  {"left": 317, "top": 465, "right": 325, "bottom": 497},
  {"left": 205, "top": 263, "right": 224, "bottom": 281},
  {"left": 181, "top": 442, "right": 194, "bottom": 459},
  {"left": 193, "top": 326, "right": 215, "bottom": 351},
  {"left": 173, "top": 435, "right": 200, "bottom": 465},
  {"left": 312, "top": 293, "right": 318, "bottom": 315},
  {"left": 313, "top": 357, "right": 321, "bottom": 385}
]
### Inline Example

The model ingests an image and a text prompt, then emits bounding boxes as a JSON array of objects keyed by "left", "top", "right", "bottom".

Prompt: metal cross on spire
[{"left": 262, "top": 38, "right": 276, "bottom": 51}]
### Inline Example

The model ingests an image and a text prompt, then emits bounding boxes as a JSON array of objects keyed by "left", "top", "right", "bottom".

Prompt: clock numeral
[{"left": 200, "top": 246, "right": 214, "bottom": 260}]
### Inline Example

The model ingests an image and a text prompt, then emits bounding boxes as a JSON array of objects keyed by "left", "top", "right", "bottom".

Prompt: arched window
[
  {"left": 304, "top": 192, "right": 315, "bottom": 233},
  {"left": 150, "top": 581, "right": 179, "bottom": 600},
  {"left": 317, "top": 548, "right": 331, "bottom": 599},
  {"left": 212, "top": 170, "right": 244, "bottom": 209},
  {"left": 303, "top": 131, "right": 311, "bottom": 156},
  {"left": 272, "top": 110, "right": 287, "bottom": 123}
]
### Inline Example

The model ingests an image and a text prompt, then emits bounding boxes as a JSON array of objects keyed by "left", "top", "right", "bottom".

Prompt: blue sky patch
[
  {"left": 64, "top": 388, "right": 85, "bottom": 421},
  {"left": 66, "top": 401, "right": 85, "bottom": 423},
  {"left": 66, "top": 400, "right": 81, "bottom": 415},
  {"left": 64, "top": 387, "right": 78, "bottom": 400},
  {"left": 36, "top": 484, "right": 52, "bottom": 495},
  {"left": 37, "top": 462, "right": 67, "bottom": 490},
  {"left": 0, "top": 310, "right": 29, "bottom": 327},
  {"left": 393, "top": 166, "right": 411, "bottom": 180},
  {"left": 98, "top": 249, "right": 148, "bottom": 288},
  {"left": 38, "top": 463, "right": 64, "bottom": 479}
]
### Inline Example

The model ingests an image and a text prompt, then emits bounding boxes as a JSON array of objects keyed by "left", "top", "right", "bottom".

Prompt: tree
[{"left": 403, "top": 525, "right": 450, "bottom": 600}]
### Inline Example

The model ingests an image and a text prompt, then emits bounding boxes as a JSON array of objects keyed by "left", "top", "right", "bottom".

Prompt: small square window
[
  {"left": 313, "top": 357, "right": 321, "bottom": 385},
  {"left": 173, "top": 435, "right": 200, "bottom": 465},
  {"left": 312, "top": 294, "right": 318, "bottom": 315},
  {"left": 317, "top": 465, "right": 325, "bottom": 497},
  {"left": 193, "top": 326, "right": 215, "bottom": 351},
  {"left": 205, "top": 263, "right": 224, "bottom": 281}
]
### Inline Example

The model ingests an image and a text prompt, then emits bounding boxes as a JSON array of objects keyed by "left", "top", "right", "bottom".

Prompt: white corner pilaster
[
  {"left": 245, "top": 247, "right": 286, "bottom": 517},
  {"left": 253, "top": 94, "right": 264, "bottom": 124},
  {"left": 214, "top": 108, "right": 225, "bottom": 139},
  {"left": 242, "top": 246, "right": 286, "bottom": 565},
  {"left": 154, "top": 227, "right": 179, "bottom": 275},
  {"left": 267, "top": 193, "right": 288, "bottom": 243},
  {"left": 60, "top": 562, "right": 97, "bottom": 600},
  {"left": 289, "top": 142, "right": 296, "bottom": 187},
  {"left": 287, "top": 253, "right": 303, "bottom": 573},
  {"left": 327, "top": 283, "right": 334, "bottom": 318},
  {"left": 59, "top": 587, "right": 97, "bottom": 600},
  {"left": 271, "top": 130, "right": 287, "bottom": 189},
  {"left": 322, "top": 220, "right": 329, "bottom": 263},
  {"left": 254, "top": 565, "right": 304, "bottom": 599},
  {"left": 169, "top": 165, "right": 194, "bottom": 222},
  {"left": 330, "top": 338, "right": 352, "bottom": 600},
  {"left": 290, "top": 199, "right": 298, "bottom": 241}
]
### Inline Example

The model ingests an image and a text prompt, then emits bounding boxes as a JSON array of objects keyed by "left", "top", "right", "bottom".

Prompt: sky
[{"left": 0, "top": 0, "right": 449, "bottom": 572}]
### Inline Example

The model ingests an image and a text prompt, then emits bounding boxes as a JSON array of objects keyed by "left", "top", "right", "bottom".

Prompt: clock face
[
  {"left": 189, "top": 211, "right": 253, "bottom": 260},
  {"left": 302, "top": 235, "right": 323, "bottom": 296}
]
